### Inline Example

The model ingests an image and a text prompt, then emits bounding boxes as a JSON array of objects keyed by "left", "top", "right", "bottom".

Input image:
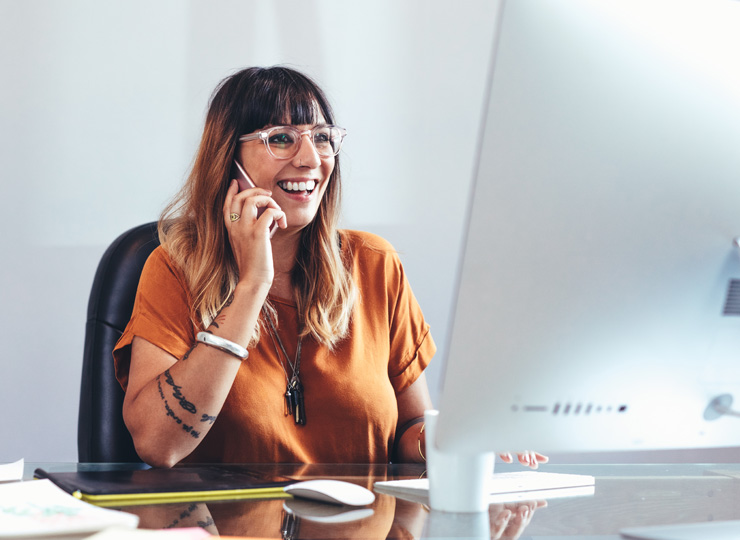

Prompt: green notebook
[{"left": 34, "top": 465, "right": 293, "bottom": 507}]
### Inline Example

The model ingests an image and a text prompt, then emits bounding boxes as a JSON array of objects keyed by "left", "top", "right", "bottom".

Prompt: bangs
[{"left": 238, "top": 68, "right": 334, "bottom": 133}]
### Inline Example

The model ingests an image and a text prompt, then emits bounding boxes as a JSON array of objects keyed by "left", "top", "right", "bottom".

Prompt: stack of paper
[
  {"left": 0, "top": 459, "right": 24, "bottom": 482},
  {"left": 0, "top": 479, "right": 139, "bottom": 537}
]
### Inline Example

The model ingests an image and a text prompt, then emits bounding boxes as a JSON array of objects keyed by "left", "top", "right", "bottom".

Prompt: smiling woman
[
  {"left": 110, "top": 66, "right": 437, "bottom": 467},
  {"left": 235, "top": 118, "right": 336, "bottom": 237}
]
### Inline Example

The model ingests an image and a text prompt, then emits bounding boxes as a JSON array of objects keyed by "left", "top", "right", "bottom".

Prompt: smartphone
[{"left": 232, "top": 160, "right": 278, "bottom": 237}]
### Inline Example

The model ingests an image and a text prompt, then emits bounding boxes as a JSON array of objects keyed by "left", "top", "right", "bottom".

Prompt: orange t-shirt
[{"left": 113, "top": 230, "right": 435, "bottom": 464}]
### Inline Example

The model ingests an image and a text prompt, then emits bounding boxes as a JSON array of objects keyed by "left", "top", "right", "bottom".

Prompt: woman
[
  {"left": 114, "top": 66, "right": 546, "bottom": 469},
  {"left": 114, "top": 66, "right": 435, "bottom": 467}
]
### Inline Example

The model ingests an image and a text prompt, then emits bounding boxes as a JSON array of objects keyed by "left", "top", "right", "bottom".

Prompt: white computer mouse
[
  {"left": 283, "top": 499, "right": 374, "bottom": 523},
  {"left": 283, "top": 479, "right": 376, "bottom": 507}
]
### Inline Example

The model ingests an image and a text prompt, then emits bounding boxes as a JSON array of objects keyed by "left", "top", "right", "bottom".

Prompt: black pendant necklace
[{"left": 264, "top": 307, "right": 306, "bottom": 425}]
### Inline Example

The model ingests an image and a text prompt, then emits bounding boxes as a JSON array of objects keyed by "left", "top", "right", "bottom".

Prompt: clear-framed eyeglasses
[{"left": 239, "top": 125, "right": 347, "bottom": 160}]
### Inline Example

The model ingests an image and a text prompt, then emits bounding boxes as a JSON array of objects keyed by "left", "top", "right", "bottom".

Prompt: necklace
[{"left": 263, "top": 307, "right": 306, "bottom": 425}]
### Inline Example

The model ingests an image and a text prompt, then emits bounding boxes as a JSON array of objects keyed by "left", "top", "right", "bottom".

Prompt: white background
[{"left": 0, "top": 0, "right": 498, "bottom": 462}]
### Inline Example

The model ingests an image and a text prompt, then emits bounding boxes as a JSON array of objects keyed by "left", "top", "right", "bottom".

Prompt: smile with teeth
[{"left": 278, "top": 180, "right": 317, "bottom": 193}]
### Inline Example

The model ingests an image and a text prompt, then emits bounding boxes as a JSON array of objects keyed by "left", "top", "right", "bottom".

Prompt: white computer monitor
[{"left": 430, "top": 0, "right": 740, "bottom": 512}]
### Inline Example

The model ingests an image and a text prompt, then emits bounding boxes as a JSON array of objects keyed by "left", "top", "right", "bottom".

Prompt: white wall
[{"left": 0, "top": 0, "right": 498, "bottom": 462}]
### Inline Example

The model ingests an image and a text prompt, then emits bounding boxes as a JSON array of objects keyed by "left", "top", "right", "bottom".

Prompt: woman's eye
[
  {"left": 269, "top": 133, "right": 295, "bottom": 146},
  {"left": 313, "top": 132, "right": 331, "bottom": 145}
]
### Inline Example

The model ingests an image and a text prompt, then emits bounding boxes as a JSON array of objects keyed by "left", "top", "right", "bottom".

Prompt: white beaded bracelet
[{"left": 196, "top": 332, "right": 249, "bottom": 361}]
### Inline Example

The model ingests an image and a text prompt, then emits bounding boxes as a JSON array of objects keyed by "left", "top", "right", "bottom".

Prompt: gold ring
[{"left": 229, "top": 213, "right": 240, "bottom": 222}]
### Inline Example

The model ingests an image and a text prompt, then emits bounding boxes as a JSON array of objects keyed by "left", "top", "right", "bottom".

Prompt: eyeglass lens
[{"left": 266, "top": 126, "right": 343, "bottom": 158}]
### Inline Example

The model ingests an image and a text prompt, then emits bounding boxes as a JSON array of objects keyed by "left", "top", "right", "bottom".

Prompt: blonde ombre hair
[{"left": 158, "top": 67, "right": 356, "bottom": 348}]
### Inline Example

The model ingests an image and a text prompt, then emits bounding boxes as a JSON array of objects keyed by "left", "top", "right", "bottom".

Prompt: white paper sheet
[
  {"left": 88, "top": 527, "right": 212, "bottom": 540},
  {"left": 0, "top": 479, "right": 139, "bottom": 537},
  {"left": 0, "top": 459, "right": 24, "bottom": 482}
]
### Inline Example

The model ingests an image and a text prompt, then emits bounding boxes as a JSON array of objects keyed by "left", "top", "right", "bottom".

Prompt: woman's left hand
[{"left": 498, "top": 451, "right": 549, "bottom": 469}]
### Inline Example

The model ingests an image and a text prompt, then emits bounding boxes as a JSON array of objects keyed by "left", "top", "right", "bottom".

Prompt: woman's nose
[{"left": 292, "top": 132, "right": 322, "bottom": 168}]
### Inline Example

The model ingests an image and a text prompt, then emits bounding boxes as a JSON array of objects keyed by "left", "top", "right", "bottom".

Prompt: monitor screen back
[{"left": 435, "top": 0, "right": 740, "bottom": 455}]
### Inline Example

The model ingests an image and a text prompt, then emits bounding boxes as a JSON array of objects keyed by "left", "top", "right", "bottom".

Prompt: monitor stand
[{"left": 424, "top": 410, "right": 496, "bottom": 513}]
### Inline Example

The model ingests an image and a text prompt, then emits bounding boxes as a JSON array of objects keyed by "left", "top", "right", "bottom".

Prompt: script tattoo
[
  {"left": 182, "top": 343, "right": 197, "bottom": 361},
  {"left": 201, "top": 413, "right": 217, "bottom": 424},
  {"left": 157, "top": 375, "right": 200, "bottom": 439},
  {"left": 163, "top": 369, "right": 197, "bottom": 414},
  {"left": 163, "top": 503, "right": 206, "bottom": 529}
]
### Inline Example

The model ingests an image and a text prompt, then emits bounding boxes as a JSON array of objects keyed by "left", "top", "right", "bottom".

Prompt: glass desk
[{"left": 23, "top": 462, "right": 740, "bottom": 539}]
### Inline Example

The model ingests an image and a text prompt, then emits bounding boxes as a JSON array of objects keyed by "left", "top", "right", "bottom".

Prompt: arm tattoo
[
  {"left": 163, "top": 369, "right": 197, "bottom": 414},
  {"left": 210, "top": 294, "right": 234, "bottom": 330},
  {"left": 181, "top": 343, "right": 197, "bottom": 361},
  {"left": 157, "top": 375, "right": 200, "bottom": 439},
  {"left": 201, "top": 413, "right": 217, "bottom": 424},
  {"left": 163, "top": 503, "right": 208, "bottom": 529},
  {"left": 197, "top": 516, "right": 215, "bottom": 528}
]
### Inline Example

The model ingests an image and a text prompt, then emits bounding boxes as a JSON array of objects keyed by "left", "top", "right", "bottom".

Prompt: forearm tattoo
[
  {"left": 164, "top": 369, "right": 197, "bottom": 413},
  {"left": 157, "top": 375, "right": 200, "bottom": 439},
  {"left": 163, "top": 503, "right": 214, "bottom": 530},
  {"left": 198, "top": 516, "right": 215, "bottom": 529},
  {"left": 164, "top": 502, "right": 198, "bottom": 528}
]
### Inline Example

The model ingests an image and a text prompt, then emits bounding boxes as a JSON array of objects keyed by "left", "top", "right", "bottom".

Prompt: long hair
[{"left": 159, "top": 66, "right": 356, "bottom": 348}]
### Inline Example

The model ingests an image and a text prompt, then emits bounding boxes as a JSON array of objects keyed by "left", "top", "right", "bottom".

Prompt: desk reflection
[
  {"left": 27, "top": 462, "right": 740, "bottom": 538},
  {"left": 27, "top": 463, "right": 545, "bottom": 539},
  {"left": 124, "top": 494, "right": 544, "bottom": 539}
]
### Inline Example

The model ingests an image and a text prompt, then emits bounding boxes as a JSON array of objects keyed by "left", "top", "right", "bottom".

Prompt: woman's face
[{"left": 237, "top": 113, "right": 335, "bottom": 232}]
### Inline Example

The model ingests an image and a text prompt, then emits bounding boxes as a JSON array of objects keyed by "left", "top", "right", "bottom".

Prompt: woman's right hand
[
  {"left": 223, "top": 179, "right": 286, "bottom": 288},
  {"left": 125, "top": 180, "right": 287, "bottom": 466}
]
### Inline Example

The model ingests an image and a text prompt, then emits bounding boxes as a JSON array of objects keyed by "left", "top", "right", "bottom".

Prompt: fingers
[
  {"left": 271, "top": 206, "right": 288, "bottom": 231},
  {"left": 499, "top": 452, "right": 514, "bottom": 463},
  {"left": 223, "top": 180, "right": 285, "bottom": 233},
  {"left": 490, "top": 508, "right": 512, "bottom": 538},
  {"left": 505, "top": 502, "right": 538, "bottom": 538},
  {"left": 517, "top": 450, "right": 549, "bottom": 469},
  {"left": 499, "top": 451, "right": 549, "bottom": 469},
  {"left": 223, "top": 179, "right": 239, "bottom": 222},
  {"left": 490, "top": 502, "right": 540, "bottom": 539}
]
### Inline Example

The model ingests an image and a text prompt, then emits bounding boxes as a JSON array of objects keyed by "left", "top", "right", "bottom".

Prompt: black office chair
[{"left": 78, "top": 222, "right": 160, "bottom": 462}]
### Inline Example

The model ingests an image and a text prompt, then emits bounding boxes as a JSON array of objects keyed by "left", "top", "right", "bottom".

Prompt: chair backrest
[{"left": 78, "top": 222, "right": 160, "bottom": 462}]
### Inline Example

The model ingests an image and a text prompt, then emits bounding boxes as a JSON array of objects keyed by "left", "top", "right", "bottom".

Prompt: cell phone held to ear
[{"left": 232, "top": 160, "right": 278, "bottom": 237}]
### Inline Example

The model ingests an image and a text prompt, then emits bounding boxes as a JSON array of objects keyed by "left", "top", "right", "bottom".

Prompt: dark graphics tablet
[{"left": 34, "top": 465, "right": 293, "bottom": 507}]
